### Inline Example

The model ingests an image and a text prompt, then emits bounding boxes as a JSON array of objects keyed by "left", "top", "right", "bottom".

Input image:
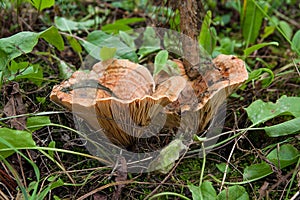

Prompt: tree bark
[{"left": 178, "top": 0, "right": 204, "bottom": 80}]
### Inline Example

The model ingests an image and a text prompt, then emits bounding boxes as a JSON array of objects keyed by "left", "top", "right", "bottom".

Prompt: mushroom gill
[{"left": 50, "top": 55, "right": 248, "bottom": 147}]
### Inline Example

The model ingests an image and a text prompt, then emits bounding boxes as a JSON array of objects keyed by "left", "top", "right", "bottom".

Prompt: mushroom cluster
[{"left": 50, "top": 55, "right": 248, "bottom": 147}]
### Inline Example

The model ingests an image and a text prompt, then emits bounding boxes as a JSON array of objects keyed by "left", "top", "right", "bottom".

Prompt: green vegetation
[{"left": 0, "top": 0, "right": 299, "bottom": 199}]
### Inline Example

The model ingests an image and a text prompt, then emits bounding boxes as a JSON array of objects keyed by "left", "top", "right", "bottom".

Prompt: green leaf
[
  {"left": 291, "top": 30, "right": 300, "bottom": 54},
  {"left": 198, "top": 11, "right": 216, "bottom": 54},
  {"left": 119, "top": 31, "right": 136, "bottom": 49},
  {"left": 214, "top": 37, "right": 236, "bottom": 55},
  {"left": 243, "top": 42, "right": 278, "bottom": 57},
  {"left": 0, "top": 31, "right": 39, "bottom": 66},
  {"left": 30, "top": 0, "right": 54, "bottom": 11},
  {"left": 138, "top": 27, "right": 161, "bottom": 58},
  {"left": 264, "top": 117, "right": 300, "bottom": 137},
  {"left": 100, "top": 46, "right": 117, "bottom": 61},
  {"left": 36, "top": 97, "right": 46, "bottom": 104},
  {"left": 188, "top": 181, "right": 217, "bottom": 200},
  {"left": 79, "top": 40, "right": 101, "bottom": 60},
  {"left": 8, "top": 60, "right": 29, "bottom": 73},
  {"left": 216, "top": 186, "right": 249, "bottom": 200},
  {"left": 111, "top": 0, "right": 135, "bottom": 11},
  {"left": 101, "top": 18, "right": 144, "bottom": 34},
  {"left": 55, "top": 16, "right": 95, "bottom": 32},
  {"left": 153, "top": 50, "right": 168, "bottom": 75},
  {"left": 261, "top": 26, "right": 276, "bottom": 39},
  {"left": 67, "top": 36, "right": 82, "bottom": 53},
  {"left": 0, "top": 128, "right": 36, "bottom": 159},
  {"left": 13, "top": 64, "right": 43, "bottom": 86},
  {"left": 0, "top": 71, "right": 3, "bottom": 89},
  {"left": 114, "top": 17, "right": 145, "bottom": 25},
  {"left": 266, "top": 144, "right": 299, "bottom": 168},
  {"left": 243, "top": 144, "right": 299, "bottom": 181},
  {"left": 0, "top": 48, "right": 9, "bottom": 71},
  {"left": 40, "top": 26, "right": 64, "bottom": 51},
  {"left": 244, "top": 95, "right": 300, "bottom": 125},
  {"left": 188, "top": 184, "right": 201, "bottom": 200},
  {"left": 278, "top": 20, "right": 293, "bottom": 40},
  {"left": 48, "top": 141, "right": 56, "bottom": 158},
  {"left": 148, "top": 139, "right": 187, "bottom": 173},
  {"left": 58, "top": 60, "right": 76, "bottom": 79},
  {"left": 247, "top": 68, "right": 274, "bottom": 88},
  {"left": 242, "top": 0, "right": 267, "bottom": 46},
  {"left": 26, "top": 116, "right": 51, "bottom": 132},
  {"left": 243, "top": 162, "right": 272, "bottom": 181},
  {"left": 101, "top": 23, "right": 131, "bottom": 34},
  {"left": 82, "top": 30, "right": 138, "bottom": 62},
  {"left": 216, "top": 163, "right": 231, "bottom": 173},
  {"left": 38, "top": 177, "right": 64, "bottom": 199}
]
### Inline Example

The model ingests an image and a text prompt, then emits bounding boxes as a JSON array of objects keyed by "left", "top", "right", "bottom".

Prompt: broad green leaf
[
  {"left": 153, "top": 50, "right": 168, "bottom": 75},
  {"left": 247, "top": 68, "right": 274, "bottom": 88},
  {"left": 138, "top": 27, "right": 161, "bottom": 58},
  {"left": 216, "top": 186, "right": 249, "bottom": 200},
  {"left": 8, "top": 60, "right": 29, "bottom": 73},
  {"left": 243, "top": 144, "right": 299, "bottom": 181},
  {"left": 242, "top": 0, "right": 267, "bottom": 46},
  {"left": 243, "top": 162, "right": 272, "bottom": 181},
  {"left": 101, "top": 18, "right": 144, "bottom": 34},
  {"left": 198, "top": 11, "right": 216, "bottom": 54},
  {"left": 67, "top": 36, "right": 82, "bottom": 53},
  {"left": 148, "top": 139, "right": 187, "bottom": 173},
  {"left": 102, "top": 23, "right": 131, "bottom": 34},
  {"left": 55, "top": 16, "right": 95, "bottom": 32},
  {"left": 188, "top": 184, "right": 202, "bottom": 200},
  {"left": 264, "top": 117, "right": 300, "bottom": 137},
  {"left": 58, "top": 60, "right": 76, "bottom": 79},
  {"left": 83, "top": 30, "right": 137, "bottom": 62},
  {"left": 214, "top": 37, "right": 236, "bottom": 55},
  {"left": 188, "top": 181, "right": 217, "bottom": 200},
  {"left": 261, "top": 26, "right": 275, "bottom": 39},
  {"left": 26, "top": 116, "right": 51, "bottom": 132},
  {"left": 278, "top": 20, "right": 293, "bottom": 40},
  {"left": 245, "top": 95, "right": 300, "bottom": 125},
  {"left": 291, "top": 30, "right": 300, "bottom": 54},
  {"left": 267, "top": 144, "right": 299, "bottom": 168},
  {"left": 30, "top": 0, "right": 54, "bottom": 11},
  {"left": 200, "top": 181, "right": 217, "bottom": 200},
  {"left": 12, "top": 64, "right": 43, "bottom": 86},
  {"left": 0, "top": 128, "right": 36, "bottom": 159},
  {"left": 0, "top": 31, "right": 39, "bottom": 66},
  {"left": 243, "top": 42, "right": 278, "bottom": 57},
  {"left": 119, "top": 31, "right": 136, "bottom": 49},
  {"left": 100, "top": 46, "right": 117, "bottom": 61},
  {"left": 79, "top": 40, "right": 102, "bottom": 60},
  {"left": 216, "top": 163, "right": 231, "bottom": 173},
  {"left": 40, "top": 26, "right": 64, "bottom": 51},
  {"left": 0, "top": 48, "right": 8, "bottom": 71},
  {"left": 36, "top": 97, "right": 46, "bottom": 104}
]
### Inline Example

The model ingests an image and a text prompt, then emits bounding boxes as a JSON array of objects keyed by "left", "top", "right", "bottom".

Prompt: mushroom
[{"left": 50, "top": 55, "right": 248, "bottom": 147}]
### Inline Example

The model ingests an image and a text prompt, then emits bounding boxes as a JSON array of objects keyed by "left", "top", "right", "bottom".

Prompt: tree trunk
[{"left": 178, "top": 0, "right": 204, "bottom": 80}]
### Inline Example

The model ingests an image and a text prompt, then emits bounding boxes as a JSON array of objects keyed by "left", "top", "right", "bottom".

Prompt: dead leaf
[
  {"left": 112, "top": 156, "right": 127, "bottom": 200},
  {"left": 3, "top": 82, "right": 27, "bottom": 130},
  {"left": 258, "top": 181, "right": 269, "bottom": 200}
]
